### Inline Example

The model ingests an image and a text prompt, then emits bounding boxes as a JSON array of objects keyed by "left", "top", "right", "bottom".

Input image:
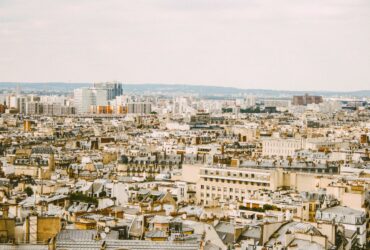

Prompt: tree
[
  {"left": 24, "top": 187, "right": 34, "bottom": 197},
  {"left": 69, "top": 192, "right": 98, "bottom": 205}
]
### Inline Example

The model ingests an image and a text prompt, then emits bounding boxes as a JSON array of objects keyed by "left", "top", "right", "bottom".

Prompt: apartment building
[
  {"left": 93, "top": 82, "right": 123, "bottom": 100},
  {"left": 74, "top": 87, "right": 108, "bottom": 114},
  {"left": 196, "top": 165, "right": 282, "bottom": 206},
  {"left": 127, "top": 102, "right": 152, "bottom": 114},
  {"left": 26, "top": 102, "right": 43, "bottom": 115},
  {"left": 316, "top": 206, "right": 367, "bottom": 248},
  {"left": 292, "top": 94, "right": 323, "bottom": 106},
  {"left": 262, "top": 137, "right": 305, "bottom": 157}
]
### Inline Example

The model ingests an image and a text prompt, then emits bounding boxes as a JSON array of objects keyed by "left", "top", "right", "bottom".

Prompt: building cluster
[
  {"left": 0, "top": 82, "right": 155, "bottom": 116},
  {"left": 73, "top": 82, "right": 153, "bottom": 115},
  {"left": 0, "top": 86, "right": 369, "bottom": 249},
  {"left": 292, "top": 94, "right": 324, "bottom": 106}
]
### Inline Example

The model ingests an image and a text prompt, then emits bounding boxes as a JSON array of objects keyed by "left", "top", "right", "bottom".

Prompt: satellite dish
[
  {"left": 105, "top": 227, "right": 110, "bottom": 233},
  {"left": 100, "top": 232, "right": 107, "bottom": 239}
]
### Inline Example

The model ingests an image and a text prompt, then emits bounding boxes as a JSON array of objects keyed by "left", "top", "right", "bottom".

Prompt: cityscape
[
  {"left": 0, "top": 82, "right": 369, "bottom": 249},
  {"left": 1, "top": 0, "right": 370, "bottom": 250}
]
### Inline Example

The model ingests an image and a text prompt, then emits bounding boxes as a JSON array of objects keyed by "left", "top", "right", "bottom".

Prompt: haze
[{"left": 0, "top": 0, "right": 369, "bottom": 91}]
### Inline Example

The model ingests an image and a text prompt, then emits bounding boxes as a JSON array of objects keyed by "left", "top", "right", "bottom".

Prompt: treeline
[{"left": 222, "top": 106, "right": 276, "bottom": 114}]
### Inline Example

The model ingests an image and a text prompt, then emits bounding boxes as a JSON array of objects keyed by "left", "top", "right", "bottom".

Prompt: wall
[
  {"left": 181, "top": 164, "right": 201, "bottom": 183},
  {"left": 0, "top": 218, "right": 15, "bottom": 242},
  {"left": 37, "top": 217, "right": 61, "bottom": 243}
]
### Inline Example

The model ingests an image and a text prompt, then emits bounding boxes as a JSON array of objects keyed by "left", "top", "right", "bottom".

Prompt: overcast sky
[{"left": 0, "top": 0, "right": 369, "bottom": 91}]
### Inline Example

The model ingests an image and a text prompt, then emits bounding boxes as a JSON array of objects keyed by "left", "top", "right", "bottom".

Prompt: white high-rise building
[
  {"left": 9, "top": 96, "right": 18, "bottom": 109},
  {"left": 93, "top": 88, "right": 108, "bottom": 106},
  {"left": 74, "top": 88, "right": 94, "bottom": 114},
  {"left": 74, "top": 88, "right": 109, "bottom": 114},
  {"left": 244, "top": 95, "right": 256, "bottom": 107},
  {"left": 93, "top": 82, "right": 123, "bottom": 100},
  {"left": 172, "top": 97, "right": 189, "bottom": 114},
  {"left": 74, "top": 83, "right": 120, "bottom": 114}
]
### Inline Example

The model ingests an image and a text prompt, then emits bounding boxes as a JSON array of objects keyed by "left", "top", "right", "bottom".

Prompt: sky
[{"left": 0, "top": 0, "right": 369, "bottom": 91}]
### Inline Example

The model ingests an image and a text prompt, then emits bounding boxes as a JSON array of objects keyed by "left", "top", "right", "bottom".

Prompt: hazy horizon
[
  {"left": 1, "top": 82, "right": 370, "bottom": 93},
  {"left": 1, "top": 0, "right": 370, "bottom": 91}
]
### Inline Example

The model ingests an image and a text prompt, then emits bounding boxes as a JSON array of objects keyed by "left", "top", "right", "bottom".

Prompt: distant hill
[
  {"left": 0, "top": 82, "right": 90, "bottom": 92},
  {"left": 0, "top": 82, "right": 369, "bottom": 97}
]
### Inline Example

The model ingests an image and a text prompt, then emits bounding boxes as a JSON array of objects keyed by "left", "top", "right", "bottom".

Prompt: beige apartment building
[
  {"left": 11, "top": 147, "right": 55, "bottom": 179},
  {"left": 195, "top": 165, "right": 282, "bottom": 206},
  {"left": 187, "top": 164, "right": 337, "bottom": 207},
  {"left": 262, "top": 137, "right": 305, "bottom": 157}
]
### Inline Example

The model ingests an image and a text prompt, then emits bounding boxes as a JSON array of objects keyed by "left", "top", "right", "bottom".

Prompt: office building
[
  {"left": 292, "top": 94, "right": 323, "bottom": 106},
  {"left": 127, "top": 102, "right": 152, "bottom": 114},
  {"left": 74, "top": 87, "right": 108, "bottom": 114},
  {"left": 26, "top": 102, "right": 43, "bottom": 115},
  {"left": 94, "top": 82, "right": 123, "bottom": 100}
]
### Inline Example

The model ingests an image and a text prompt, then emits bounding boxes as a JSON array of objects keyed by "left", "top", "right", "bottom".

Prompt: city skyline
[
  {"left": 0, "top": 82, "right": 368, "bottom": 249},
  {"left": 1, "top": 0, "right": 370, "bottom": 91},
  {"left": 0, "top": 1, "right": 369, "bottom": 249}
]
